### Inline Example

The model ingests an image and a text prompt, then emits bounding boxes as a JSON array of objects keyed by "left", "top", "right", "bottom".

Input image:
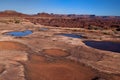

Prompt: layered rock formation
[{"left": 0, "top": 10, "right": 120, "bottom": 30}]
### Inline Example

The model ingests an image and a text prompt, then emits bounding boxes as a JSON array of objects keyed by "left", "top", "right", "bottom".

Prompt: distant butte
[{"left": 0, "top": 10, "right": 120, "bottom": 30}]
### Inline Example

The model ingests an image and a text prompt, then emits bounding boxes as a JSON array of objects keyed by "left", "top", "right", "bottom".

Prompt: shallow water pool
[
  {"left": 39, "top": 28, "right": 48, "bottom": 31},
  {"left": 58, "top": 33, "right": 83, "bottom": 38},
  {"left": 5, "top": 30, "right": 33, "bottom": 37},
  {"left": 83, "top": 41, "right": 120, "bottom": 53}
]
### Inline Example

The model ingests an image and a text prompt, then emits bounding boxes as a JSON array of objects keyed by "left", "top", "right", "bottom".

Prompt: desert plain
[{"left": 0, "top": 11, "right": 120, "bottom": 80}]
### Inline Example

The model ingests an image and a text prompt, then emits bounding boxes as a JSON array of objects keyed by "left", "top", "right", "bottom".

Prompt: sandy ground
[{"left": 0, "top": 18, "right": 120, "bottom": 80}]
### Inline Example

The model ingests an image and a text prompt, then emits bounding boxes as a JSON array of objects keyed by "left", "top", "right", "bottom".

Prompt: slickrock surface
[
  {"left": 0, "top": 50, "right": 28, "bottom": 80},
  {"left": 0, "top": 18, "right": 119, "bottom": 80},
  {"left": 0, "top": 41, "right": 29, "bottom": 51},
  {"left": 42, "top": 49, "right": 69, "bottom": 57},
  {"left": 24, "top": 54, "right": 96, "bottom": 80}
]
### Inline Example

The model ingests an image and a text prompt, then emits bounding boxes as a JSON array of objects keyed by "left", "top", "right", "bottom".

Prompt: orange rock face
[{"left": 26, "top": 16, "right": 120, "bottom": 30}]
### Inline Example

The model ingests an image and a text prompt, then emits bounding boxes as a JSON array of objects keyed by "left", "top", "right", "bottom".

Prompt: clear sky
[{"left": 0, "top": 0, "right": 120, "bottom": 16}]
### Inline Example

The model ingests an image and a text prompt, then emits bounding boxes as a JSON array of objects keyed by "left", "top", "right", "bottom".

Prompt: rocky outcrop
[
  {"left": 0, "top": 10, "right": 28, "bottom": 17},
  {"left": 0, "top": 10, "right": 120, "bottom": 30},
  {"left": 26, "top": 16, "right": 120, "bottom": 30}
]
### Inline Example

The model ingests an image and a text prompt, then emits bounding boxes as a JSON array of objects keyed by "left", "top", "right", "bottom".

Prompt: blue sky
[{"left": 0, "top": 0, "right": 120, "bottom": 16}]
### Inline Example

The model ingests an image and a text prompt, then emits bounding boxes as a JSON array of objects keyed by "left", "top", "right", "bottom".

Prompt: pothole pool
[
  {"left": 39, "top": 28, "right": 48, "bottom": 31},
  {"left": 83, "top": 41, "right": 120, "bottom": 53},
  {"left": 5, "top": 30, "right": 33, "bottom": 37},
  {"left": 58, "top": 33, "right": 83, "bottom": 38}
]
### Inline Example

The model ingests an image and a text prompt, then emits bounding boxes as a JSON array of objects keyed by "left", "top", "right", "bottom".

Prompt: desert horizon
[
  {"left": 1, "top": 10, "right": 120, "bottom": 17},
  {"left": 0, "top": 0, "right": 120, "bottom": 80}
]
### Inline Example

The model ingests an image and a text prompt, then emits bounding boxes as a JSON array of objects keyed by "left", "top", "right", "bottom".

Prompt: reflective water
[
  {"left": 83, "top": 41, "right": 120, "bottom": 53},
  {"left": 59, "top": 33, "right": 82, "bottom": 38},
  {"left": 39, "top": 28, "right": 48, "bottom": 31},
  {"left": 5, "top": 30, "right": 33, "bottom": 37}
]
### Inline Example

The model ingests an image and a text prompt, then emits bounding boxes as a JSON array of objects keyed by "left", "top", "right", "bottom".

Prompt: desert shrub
[
  {"left": 103, "top": 32, "right": 109, "bottom": 35},
  {"left": 15, "top": 20, "right": 20, "bottom": 24},
  {"left": 14, "top": 18, "right": 21, "bottom": 24},
  {"left": 102, "top": 31, "right": 112, "bottom": 35},
  {"left": 88, "top": 25, "right": 102, "bottom": 30},
  {"left": 9, "top": 20, "right": 13, "bottom": 22}
]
